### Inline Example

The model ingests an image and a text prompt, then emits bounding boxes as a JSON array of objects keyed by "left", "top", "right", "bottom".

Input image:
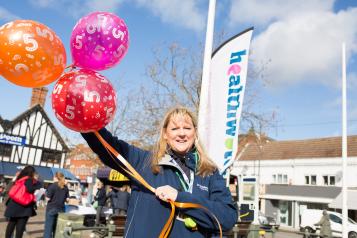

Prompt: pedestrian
[
  {"left": 93, "top": 181, "right": 106, "bottom": 225},
  {"left": 4, "top": 166, "right": 42, "bottom": 238},
  {"left": 116, "top": 185, "right": 130, "bottom": 215},
  {"left": 43, "top": 172, "right": 69, "bottom": 238},
  {"left": 82, "top": 107, "right": 238, "bottom": 237},
  {"left": 0, "top": 184, "right": 4, "bottom": 203},
  {"left": 315, "top": 210, "right": 332, "bottom": 238},
  {"left": 107, "top": 186, "right": 130, "bottom": 216},
  {"left": 106, "top": 186, "right": 119, "bottom": 215}
]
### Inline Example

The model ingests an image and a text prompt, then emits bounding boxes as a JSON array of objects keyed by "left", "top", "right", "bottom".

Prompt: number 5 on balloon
[{"left": 65, "top": 105, "right": 75, "bottom": 120}]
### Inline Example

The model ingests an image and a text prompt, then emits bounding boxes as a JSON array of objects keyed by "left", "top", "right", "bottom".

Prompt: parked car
[
  {"left": 258, "top": 212, "right": 280, "bottom": 230},
  {"left": 300, "top": 209, "right": 357, "bottom": 238}
]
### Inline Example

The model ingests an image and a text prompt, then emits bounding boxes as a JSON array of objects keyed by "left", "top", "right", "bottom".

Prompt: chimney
[{"left": 30, "top": 87, "right": 48, "bottom": 108}]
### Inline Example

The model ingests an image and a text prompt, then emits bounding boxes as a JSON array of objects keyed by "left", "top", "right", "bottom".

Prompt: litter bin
[{"left": 55, "top": 213, "right": 84, "bottom": 238}]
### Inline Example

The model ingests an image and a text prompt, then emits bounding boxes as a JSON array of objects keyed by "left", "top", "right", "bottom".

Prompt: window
[
  {"left": 41, "top": 149, "right": 62, "bottom": 164},
  {"left": 305, "top": 175, "right": 317, "bottom": 185},
  {"left": 283, "top": 175, "right": 288, "bottom": 184},
  {"left": 0, "top": 144, "right": 12, "bottom": 157},
  {"left": 272, "top": 174, "right": 288, "bottom": 184},
  {"left": 311, "top": 175, "right": 316, "bottom": 185},
  {"left": 323, "top": 175, "right": 336, "bottom": 186},
  {"left": 329, "top": 214, "right": 342, "bottom": 224},
  {"left": 278, "top": 174, "right": 282, "bottom": 183},
  {"left": 330, "top": 176, "right": 335, "bottom": 185}
]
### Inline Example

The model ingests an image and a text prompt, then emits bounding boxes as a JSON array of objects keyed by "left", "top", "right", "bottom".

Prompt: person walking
[
  {"left": 4, "top": 166, "right": 42, "bottom": 238},
  {"left": 81, "top": 107, "right": 237, "bottom": 237},
  {"left": 43, "top": 172, "right": 69, "bottom": 238},
  {"left": 315, "top": 210, "right": 332, "bottom": 238},
  {"left": 94, "top": 181, "right": 106, "bottom": 225}
]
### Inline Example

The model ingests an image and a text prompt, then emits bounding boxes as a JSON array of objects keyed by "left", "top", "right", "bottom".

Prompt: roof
[
  {"left": 0, "top": 116, "right": 11, "bottom": 130},
  {"left": 0, "top": 104, "right": 68, "bottom": 152},
  {"left": 239, "top": 135, "right": 357, "bottom": 161}
]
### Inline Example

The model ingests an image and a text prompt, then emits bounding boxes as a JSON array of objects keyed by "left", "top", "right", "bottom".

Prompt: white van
[{"left": 300, "top": 209, "right": 357, "bottom": 238}]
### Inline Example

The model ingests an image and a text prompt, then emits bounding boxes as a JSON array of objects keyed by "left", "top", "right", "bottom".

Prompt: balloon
[
  {"left": 52, "top": 69, "right": 117, "bottom": 132},
  {"left": 70, "top": 11, "right": 129, "bottom": 71},
  {"left": 0, "top": 20, "right": 66, "bottom": 87}
]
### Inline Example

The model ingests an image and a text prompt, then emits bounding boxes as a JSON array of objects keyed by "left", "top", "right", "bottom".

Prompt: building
[
  {"left": 0, "top": 87, "right": 76, "bottom": 182},
  {"left": 65, "top": 144, "right": 102, "bottom": 184},
  {"left": 231, "top": 135, "right": 357, "bottom": 229}
]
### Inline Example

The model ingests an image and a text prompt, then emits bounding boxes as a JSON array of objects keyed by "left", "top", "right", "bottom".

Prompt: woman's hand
[{"left": 155, "top": 185, "right": 178, "bottom": 202}]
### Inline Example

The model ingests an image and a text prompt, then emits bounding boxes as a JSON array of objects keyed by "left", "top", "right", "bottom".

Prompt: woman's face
[{"left": 164, "top": 115, "right": 196, "bottom": 155}]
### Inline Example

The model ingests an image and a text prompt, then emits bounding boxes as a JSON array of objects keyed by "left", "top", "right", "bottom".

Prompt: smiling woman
[{"left": 81, "top": 106, "right": 238, "bottom": 238}]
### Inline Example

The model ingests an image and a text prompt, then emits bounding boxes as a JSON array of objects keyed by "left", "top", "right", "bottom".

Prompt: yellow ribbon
[{"left": 94, "top": 131, "right": 222, "bottom": 238}]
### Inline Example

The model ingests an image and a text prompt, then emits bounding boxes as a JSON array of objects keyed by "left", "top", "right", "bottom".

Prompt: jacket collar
[{"left": 158, "top": 150, "right": 198, "bottom": 171}]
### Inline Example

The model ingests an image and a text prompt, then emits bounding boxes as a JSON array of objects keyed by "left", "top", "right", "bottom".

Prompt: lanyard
[
  {"left": 173, "top": 152, "right": 198, "bottom": 193},
  {"left": 175, "top": 170, "right": 194, "bottom": 192}
]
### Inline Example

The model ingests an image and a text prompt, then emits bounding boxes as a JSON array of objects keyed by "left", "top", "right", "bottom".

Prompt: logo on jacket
[{"left": 196, "top": 183, "right": 208, "bottom": 192}]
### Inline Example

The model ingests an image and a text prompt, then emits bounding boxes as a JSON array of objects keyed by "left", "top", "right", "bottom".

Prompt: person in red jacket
[{"left": 4, "top": 166, "right": 42, "bottom": 238}]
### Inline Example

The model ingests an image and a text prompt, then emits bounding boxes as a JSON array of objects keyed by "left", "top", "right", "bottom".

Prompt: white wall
[{"left": 232, "top": 157, "right": 357, "bottom": 187}]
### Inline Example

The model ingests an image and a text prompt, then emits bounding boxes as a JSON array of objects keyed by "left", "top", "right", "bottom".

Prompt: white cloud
[
  {"left": 250, "top": 8, "right": 357, "bottom": 89},
  {"left": 133, "top": 0, "right": 205, "bottom": 31},
  {"left": 0, "top": 7, "right": 20, "bottom": 22},
  {"left": 29, "top": 0, "right": 123, "bottom": 19},
  {"left": 229, "top": 0, "right": 334, "bottom": 28},
  {"left": 28, "top": 0, "right": 205, "bottom": 31}
]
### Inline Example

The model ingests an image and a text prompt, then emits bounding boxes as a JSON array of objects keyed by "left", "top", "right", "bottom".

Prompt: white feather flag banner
[{"left": 198, "top": 27, "right": 253, "bottom": 175}]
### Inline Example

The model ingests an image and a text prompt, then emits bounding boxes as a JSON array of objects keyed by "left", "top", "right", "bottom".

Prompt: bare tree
[{"left": 123, "top": 42, "right": 275, "bottom": 148}]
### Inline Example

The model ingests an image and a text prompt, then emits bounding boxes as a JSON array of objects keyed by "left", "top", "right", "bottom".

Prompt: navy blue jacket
[{"left": 82, "top": 129, "right": 237, "bottom": 238}]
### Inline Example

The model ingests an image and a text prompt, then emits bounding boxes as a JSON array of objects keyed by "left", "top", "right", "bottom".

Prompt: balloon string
[
  {"left": 65, "top": 64, "right": 74, "bottom": 70},
  {"left": 93, "top": 131, "right": 222, "bottom": 238}
]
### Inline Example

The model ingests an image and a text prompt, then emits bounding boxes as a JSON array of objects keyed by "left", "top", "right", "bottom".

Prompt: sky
[{"left": 0, "top": 0, "right": 357, "bottom": 144}]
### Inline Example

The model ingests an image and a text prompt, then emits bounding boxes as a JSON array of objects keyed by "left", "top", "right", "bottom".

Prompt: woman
[
  {"left": 94, "top": 181, "right": 106, "bottom": 225},
  {"left": 82, "top": 107, "right": 237, "bottom": 237},
  {"left": 43, "top": 172, "right": 69, "bottom": 238},
  {"left": 4, "top": 166, "right": 42, "bottom": 238}
]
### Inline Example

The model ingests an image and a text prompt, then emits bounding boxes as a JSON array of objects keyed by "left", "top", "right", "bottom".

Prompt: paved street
[
  {"left": 0, "top": 203, "right": 95, "bottom": 238},
  {"left": 0, "top": 203, "right": 305, "bottom": 238}
]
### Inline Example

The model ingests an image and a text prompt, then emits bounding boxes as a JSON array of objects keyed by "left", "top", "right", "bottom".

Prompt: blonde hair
[
  {"left": 151, "top": 107, "right": 217, "bottom": 177},
  {"left": 55, "top": 172, "right": 66, "bottom": 189}
]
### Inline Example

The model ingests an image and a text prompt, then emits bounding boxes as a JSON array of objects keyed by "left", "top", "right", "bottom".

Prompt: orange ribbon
[{"left": 94, "top": 131, "right": 222, "bottom": 238}]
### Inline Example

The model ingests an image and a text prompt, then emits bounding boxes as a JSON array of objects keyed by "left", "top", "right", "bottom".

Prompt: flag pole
[
  {"left": 198, "top": 0, "right": 216, "bottom": 148},
  {"left": 341, "top": 42, "right": 348, "bottom": 238}
]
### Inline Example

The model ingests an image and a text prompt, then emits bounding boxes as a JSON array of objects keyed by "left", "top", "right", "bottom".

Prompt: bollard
[{"left": 106, "top": 220, "right": 116, "bottom": 238}]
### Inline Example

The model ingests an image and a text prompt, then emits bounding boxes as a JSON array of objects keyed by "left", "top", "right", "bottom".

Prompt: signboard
[{"left": 0, "top": 133, "right": 26, "bottom": 146}]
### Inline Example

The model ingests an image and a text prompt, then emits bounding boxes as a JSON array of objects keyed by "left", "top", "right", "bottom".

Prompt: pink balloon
[
  {"left": 52, "top": 69, "right": 117, "bottom": 132},
  {"left": 70, "top": 12, "right": 129, "bottom": 71}
]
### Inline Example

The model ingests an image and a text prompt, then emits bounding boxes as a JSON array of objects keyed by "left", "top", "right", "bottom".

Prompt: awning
[
  {"left": 0, "top": 162, "right": 78, "bottom": 182},
  {"left": 51, "top": 167, "right": 78, "bottom": 181},
  {"left": 329, "top": 190, "right": 357, "bottom": 210}
]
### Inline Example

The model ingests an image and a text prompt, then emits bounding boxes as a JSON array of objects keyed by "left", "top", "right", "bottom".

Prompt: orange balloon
[{"left": 0, "top": 20, "right": 66, "bottom": 87}]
